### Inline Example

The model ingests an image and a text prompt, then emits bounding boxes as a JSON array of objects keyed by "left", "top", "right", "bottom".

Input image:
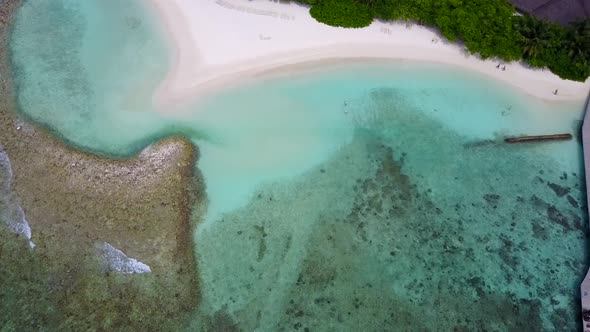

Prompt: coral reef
[{"left": 0, "top": 1, "right": 204, "bottom": 330}]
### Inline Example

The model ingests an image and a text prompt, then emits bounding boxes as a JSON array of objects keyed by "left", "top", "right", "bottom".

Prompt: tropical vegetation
[{"left": 291, "top": 0, "right": 590, "bottom": 82}]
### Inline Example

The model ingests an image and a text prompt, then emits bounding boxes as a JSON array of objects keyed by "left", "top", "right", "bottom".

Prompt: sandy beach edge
[{"left": 146, "top": 0, "right": 590, "bottom": 111}]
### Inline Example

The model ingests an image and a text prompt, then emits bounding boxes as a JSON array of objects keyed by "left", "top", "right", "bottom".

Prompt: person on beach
[
  {"left": 553, "top": 89, "right": 558, "bottom": 95},
  {"left": 502, "top": 65, "right": 506, "bottom": 71},
  {"left": 496, "top": 63, "right": 501, "bottom": 69}
]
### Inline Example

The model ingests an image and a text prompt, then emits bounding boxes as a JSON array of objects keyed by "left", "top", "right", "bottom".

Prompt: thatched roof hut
[{"left": 511, "top": 0, "right": 590, "bottom": 25}]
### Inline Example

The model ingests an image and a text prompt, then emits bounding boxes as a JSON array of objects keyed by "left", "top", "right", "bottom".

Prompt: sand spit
[{"left": 0, "top": 1, "right": 204, "bottom": 330}]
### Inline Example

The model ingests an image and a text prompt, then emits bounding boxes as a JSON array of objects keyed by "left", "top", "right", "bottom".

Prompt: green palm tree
[
  {"left": 516, "top": 16, "right": 551, "bottom": 59},
  {"left": 566, "top": 20, "right": 590, "bottom": 59}
]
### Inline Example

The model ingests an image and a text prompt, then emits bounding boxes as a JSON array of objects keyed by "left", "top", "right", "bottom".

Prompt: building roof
[{"left": 511, "top": 0, "right": 590, "bottom": 25}]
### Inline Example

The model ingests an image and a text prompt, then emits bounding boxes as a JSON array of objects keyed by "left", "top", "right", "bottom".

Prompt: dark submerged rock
[{"left": 547, "top": 182, "right": 570, "bottom": 197}]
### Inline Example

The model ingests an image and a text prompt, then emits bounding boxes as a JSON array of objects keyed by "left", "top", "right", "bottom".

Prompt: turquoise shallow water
[
  {"left": 9, "top": 0, "right": 175, "bottom": 154},
  {"left": 4, "top": 0, "right": 590, "bottom": 330}
]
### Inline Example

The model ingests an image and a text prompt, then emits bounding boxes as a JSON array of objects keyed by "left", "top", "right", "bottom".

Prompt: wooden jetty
[{"left": 504, "top": 133, "right": 572, "bottom": 143}]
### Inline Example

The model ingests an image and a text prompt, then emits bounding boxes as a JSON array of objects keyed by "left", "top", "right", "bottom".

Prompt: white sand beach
[{"left": 148, "top": 0, "right": 590, "bottom": 110}]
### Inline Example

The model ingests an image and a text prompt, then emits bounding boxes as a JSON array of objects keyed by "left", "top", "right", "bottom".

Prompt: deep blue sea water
[{"left": 4, "top": 0, "right": 589, "bottom": 330}]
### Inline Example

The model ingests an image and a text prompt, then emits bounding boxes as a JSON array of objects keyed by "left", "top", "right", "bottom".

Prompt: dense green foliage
[
  {"left": 310, "top": 0, "right": 373, "bottom": 28},
  {"left": 292, "top": 0, "right": 590, "bottom": 81}
]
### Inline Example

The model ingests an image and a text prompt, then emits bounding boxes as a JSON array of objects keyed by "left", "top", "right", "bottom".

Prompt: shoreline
[{"left": 147, "top": 0, "right": 590, "bottom": 112}]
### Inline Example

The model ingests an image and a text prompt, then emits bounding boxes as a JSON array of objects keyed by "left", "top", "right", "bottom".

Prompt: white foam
[
  {"left": 0, "top": 149, "right": 13, "bottom": 192},
  {"left": 96, "top": 242, "right": 152, "bottom": 274},
  {"left": 4, "top": 206, "right": 35, "bottom": 248},
  {"left": 0, "top": 149, "right": 35, "bottom": 248}
]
